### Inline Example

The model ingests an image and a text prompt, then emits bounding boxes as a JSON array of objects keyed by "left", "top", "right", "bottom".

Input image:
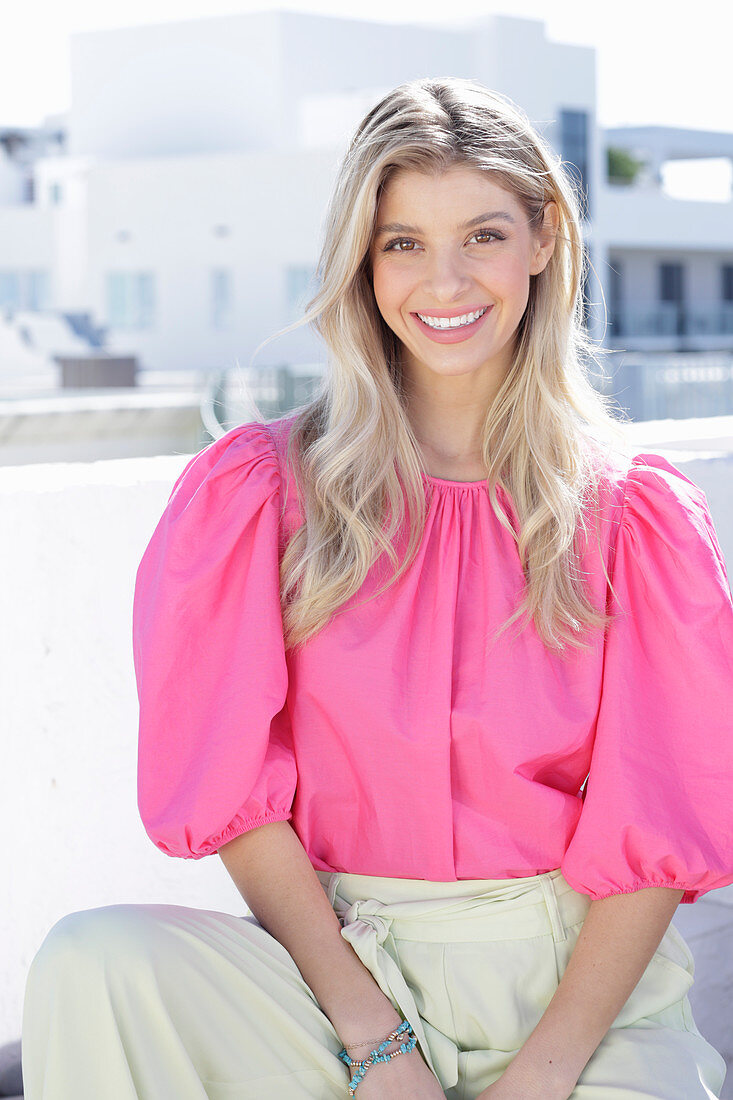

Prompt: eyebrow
[{"left": 374, "top": 211, "right": 517, "bottom": 236}]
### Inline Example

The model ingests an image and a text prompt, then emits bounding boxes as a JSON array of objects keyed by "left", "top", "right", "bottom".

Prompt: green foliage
[{"left": 607, "top": 146, "right": 646, "bottom": 185}]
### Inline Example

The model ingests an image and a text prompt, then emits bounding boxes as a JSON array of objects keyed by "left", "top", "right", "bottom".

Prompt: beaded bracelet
[{"left": 338, "top": 1019, "right": 417, "bottom": 1095}]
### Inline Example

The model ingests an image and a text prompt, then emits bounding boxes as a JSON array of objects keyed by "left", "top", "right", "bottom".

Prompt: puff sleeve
[
  {"left": 133, "top": 421, "right": 296, "bottom": 859},
  {"left": 561, "top": 453, "right": 733, "bottom": 903}
]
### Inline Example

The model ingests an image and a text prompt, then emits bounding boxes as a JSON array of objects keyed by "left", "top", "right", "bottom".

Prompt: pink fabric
[{"left": 133, "top": 416, "right": 733, "bottom": 903}]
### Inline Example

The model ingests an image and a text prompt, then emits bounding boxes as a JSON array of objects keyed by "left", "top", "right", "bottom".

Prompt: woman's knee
[{"left": 28, "top": 904, "right": 161, "bottom": 986}]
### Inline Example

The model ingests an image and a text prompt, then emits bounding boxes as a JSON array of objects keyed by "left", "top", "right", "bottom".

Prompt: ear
[{"left": 529, "top": 201, "right": 559, "bottom": 276}]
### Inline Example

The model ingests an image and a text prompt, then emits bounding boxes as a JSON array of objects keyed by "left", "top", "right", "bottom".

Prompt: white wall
[
  {"left": 0, "top": 205, "right": 54, "bottom": 268},
  {"left": 3, "top": 456, "right": 249, "bottom": 1052},
  {"left": 599, "top": 187, "right": 733, "bottom": 249},
  {"left": 69, "top": 12, "right": 284, "bottom": 159},
  {"left": 83, "top": 144, "right": 341, "bottom": 372},
  {"left": 34, "top": 156, "right": 93, "bottom": 312}
]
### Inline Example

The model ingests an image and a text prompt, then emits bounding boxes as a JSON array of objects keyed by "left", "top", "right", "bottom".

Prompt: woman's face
[{"left": 369, "top": 164, "right": 558, "bottom": 394}]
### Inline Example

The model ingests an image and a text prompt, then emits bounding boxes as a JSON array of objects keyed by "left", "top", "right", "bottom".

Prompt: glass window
[
  {"left": 106, "top": 271, "right": 156, "bottom": 329},
  {"left": 659, "top": 262, "right": 684, "bottom": 303},
  {"left": 560, "top": 109, "right": 591, "bottom": 218},
  {"left": 608, "top": 261, "right": 623, "bottom": 336},
  {"left": 0, "top": 270, "right": 49, "bottom": 310},
  {"left": 27, "top": 270, "right": 50, "bottom": 310},
  {"left": 722, "top": 263, "right": 733, "bottom": 302},
  {"left": 658, "top": 262, "right": 686, "bottom": 336},
  {"left": 0, "top": 271, "right": 21, "bottom": 309}
]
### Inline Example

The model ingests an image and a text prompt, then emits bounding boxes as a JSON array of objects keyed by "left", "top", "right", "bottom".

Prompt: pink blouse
[{"left": 133, "top": 416, "right": 733, "bottom": 903}]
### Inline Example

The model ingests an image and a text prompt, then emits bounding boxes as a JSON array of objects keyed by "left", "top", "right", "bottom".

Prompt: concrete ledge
[{"left": 0, "top": 389, "right": 208, "bottom": 463}]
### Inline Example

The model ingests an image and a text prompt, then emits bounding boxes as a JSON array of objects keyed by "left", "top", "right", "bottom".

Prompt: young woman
[{"left": 22, "top": 77, "right": 733, "bottom": 1100}]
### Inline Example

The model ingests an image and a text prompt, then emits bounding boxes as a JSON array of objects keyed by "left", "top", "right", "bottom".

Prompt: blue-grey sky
[{"left": 2, "top": 0, "right": 731, "bottom": 132}]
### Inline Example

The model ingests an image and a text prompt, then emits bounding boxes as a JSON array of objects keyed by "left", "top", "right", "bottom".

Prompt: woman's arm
[
  {"left": 218, "top": 820, "right": 402, "bottom": 1041},
  {"left": 477, "top": 885, "right": 686, "bottom": 1099}
]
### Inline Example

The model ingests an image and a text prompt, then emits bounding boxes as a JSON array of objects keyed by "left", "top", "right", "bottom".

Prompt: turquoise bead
[{"left": 338, "top": 1020, "right": 415, "bottom": 1094}]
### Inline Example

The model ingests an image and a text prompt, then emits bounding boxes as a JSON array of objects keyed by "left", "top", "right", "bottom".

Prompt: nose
[{"left": 422, "top": 247, "right": 473, "bottom": 303}]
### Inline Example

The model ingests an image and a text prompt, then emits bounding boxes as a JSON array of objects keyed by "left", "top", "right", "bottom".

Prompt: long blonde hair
[{"left": 255, "top": 77, "right": 632, "bottom": 655}]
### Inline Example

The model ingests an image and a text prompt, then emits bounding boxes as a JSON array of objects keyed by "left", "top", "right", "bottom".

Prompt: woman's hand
[
  {"left": 475, "top": 1080, "right": 531, "bottom": 1100},
  {"left": 474, "top": 1067, "right": 573, "bottom": 1100},
  {"left": 342, "top": 1045, "right": 446, "bottom": 1098}
]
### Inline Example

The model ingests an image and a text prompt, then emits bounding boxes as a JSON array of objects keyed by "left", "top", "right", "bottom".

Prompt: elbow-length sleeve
[
  {"left": 561, "top": 453, "right": 733, "bottom": 903},
  {"left": 133, "top": 421, "right": 296, "bottom": 859}
]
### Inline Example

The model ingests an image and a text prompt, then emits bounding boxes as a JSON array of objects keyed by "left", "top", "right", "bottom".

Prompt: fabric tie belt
[
  {"left": 336, "top": 895, "right": 452, "bottom": 1082},
  {"left": 322, "top": 871, "right": 591, "bottom": 1090}
]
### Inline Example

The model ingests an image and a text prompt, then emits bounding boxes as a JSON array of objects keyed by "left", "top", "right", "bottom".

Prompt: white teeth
[{"left": 417, "top": 307, "right": 488, "bottom": 330}]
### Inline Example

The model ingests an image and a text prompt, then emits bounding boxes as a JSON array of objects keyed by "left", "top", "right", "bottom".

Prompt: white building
[
  {"left": 600, "top": 125, "right": 733, "bottom": 350},
  {"left": 0, "top": 8, "right": 731, "bottom": 383},
  {"left": 0, "top": 10, "right": 598, "bottom": 380}
]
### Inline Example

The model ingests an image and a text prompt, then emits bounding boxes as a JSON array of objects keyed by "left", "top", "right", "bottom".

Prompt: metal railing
[
  {"left": 609, "top": 302, "right": 733, "bottom": 339},
  {"left": 201, "top": 354, "right": 733, "bottom": 433},
  {"left": 201, "top": 363, "right": 326, "bottom": 437},
  {"left": 600, "top": 351, "right": 733, "bottom": 421}
]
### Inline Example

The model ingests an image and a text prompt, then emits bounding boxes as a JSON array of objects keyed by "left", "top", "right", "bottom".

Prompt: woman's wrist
[{"left": 335, "top": 1003, "right": 404, "bottom": 1051}]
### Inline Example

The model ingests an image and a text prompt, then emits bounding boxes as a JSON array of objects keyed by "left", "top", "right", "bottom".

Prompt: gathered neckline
[{"left": 422, "top": 471, "right": 489, "bottom": 490}]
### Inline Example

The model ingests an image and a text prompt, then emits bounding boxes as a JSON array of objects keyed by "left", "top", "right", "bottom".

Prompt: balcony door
[{"left": 659, "top": 262, "right": 686, "bottom": 336}]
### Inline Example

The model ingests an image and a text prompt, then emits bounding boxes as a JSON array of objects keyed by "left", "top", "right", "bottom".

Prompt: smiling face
[{"left": 369, "top": 164, "right": 558, "bottom": 401}]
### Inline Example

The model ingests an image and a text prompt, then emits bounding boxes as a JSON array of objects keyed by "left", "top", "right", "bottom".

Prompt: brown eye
[
  {"left": 471, "top": 229, "right": 505, "bottom": 244},
  {"left": 384, "top": 238, "right": 417, "bottom": 252}
]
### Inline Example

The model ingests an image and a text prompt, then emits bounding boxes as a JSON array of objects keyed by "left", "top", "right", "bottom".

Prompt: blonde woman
[{"left": 22, "top": 78, "right": 733, "bottom": 1100}]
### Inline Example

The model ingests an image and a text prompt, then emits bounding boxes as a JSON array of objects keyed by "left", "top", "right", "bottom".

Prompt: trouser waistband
[{"left": 315, "top": 866, "right": 591, "bottom": 945}]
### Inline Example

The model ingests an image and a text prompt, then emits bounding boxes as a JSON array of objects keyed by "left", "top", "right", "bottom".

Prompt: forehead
[{"left": 376, "top": 164, "right": 520, "bottom": 215}]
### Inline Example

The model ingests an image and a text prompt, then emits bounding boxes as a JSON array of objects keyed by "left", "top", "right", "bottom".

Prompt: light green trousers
[{"left": 22, "top": 866, "right": 727, "bottom": 1099}]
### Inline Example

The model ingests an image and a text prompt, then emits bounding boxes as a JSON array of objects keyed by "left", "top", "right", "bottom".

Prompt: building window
[
  {"left": 210, "top": 268, "right": 233, "bottom": 329},
  {"left": 659, "top": 262, "right": 684, "bottom": 303},
  {"left": 722, "top": 263, "right": 733, "bottom": 302},
  {"left": 608, "top": 261, "right": 623, "bottom": 336},
  {"left": 106, "top": 271, "right": 155, "bottom": 329},
  {"left": 49, "top": 182, "right": 63, "bottom": 205},
  {"left": 27, "top": 270, "right": 50, "bottom": 310},
  {"left": 0, "top": 271, "right": 21, "bottom": 309},
  {"left": 659, "top": 262, "right": 685, "bottom": 336},
  {"left": 560, "top": 109, "right": 591, "bottom": 218},
  {"left": 286, "top": 265, "right": 318, "bottom": 319},
  {"left": 0, "top": 269, "right": 50, "bottom": 310}
]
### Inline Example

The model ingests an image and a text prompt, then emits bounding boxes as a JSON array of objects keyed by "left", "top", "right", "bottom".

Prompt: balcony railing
[
  {"left": 609, "top": 302, "right": 733, "bottom": 339},
  {"left": 601, "top": 352, "right": 733, "bottom": 421}
]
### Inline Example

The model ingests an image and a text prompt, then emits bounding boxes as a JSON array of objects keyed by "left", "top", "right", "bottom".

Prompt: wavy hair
[{"left": 249, "top": 77, "right": 633, "bottom": 655}]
